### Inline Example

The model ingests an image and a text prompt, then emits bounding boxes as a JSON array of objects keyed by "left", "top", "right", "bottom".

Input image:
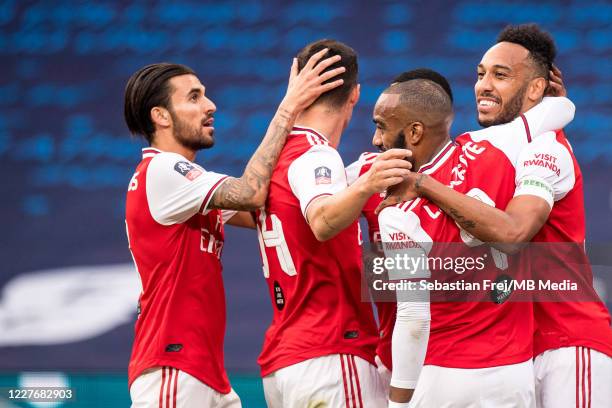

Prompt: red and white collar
[
  {"left": 291, "top": 126, "right": 330, "bottom": 146},
  {"left": 418, "top": 141, "right": 456, "bottom": 174},
  {"left": 142, "top": 147, "right": 162, "bottom": 159}
]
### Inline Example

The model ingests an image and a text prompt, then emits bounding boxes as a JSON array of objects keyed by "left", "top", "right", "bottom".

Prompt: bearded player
[
  {"left": 375, "top": 73, "right": 575, "bottom": 406},
  {"left": 345, "top": 68, "right": 455, "bottom": 394},
  {"left": 380, "top": 25, "right": 611, "bottom": 407},
  {"left": 124, "top": 51, "right": 346, "bottom": 408}
]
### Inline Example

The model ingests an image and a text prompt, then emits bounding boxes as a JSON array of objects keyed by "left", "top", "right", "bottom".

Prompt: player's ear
[
  {"left": 527, "top": 77, "right": 547, "bottom": 103},
  {"left": 151, "top": 107, "right": 171, "bottom": 128},
  {"left": 444, "top": 112, "right": 455, "bottom": 133},
  {"left": 348, "top": 83, "right": 360, "bottom": 106},
  {"left": 407, "top": 121, "right": 424, "bottom": 145}
]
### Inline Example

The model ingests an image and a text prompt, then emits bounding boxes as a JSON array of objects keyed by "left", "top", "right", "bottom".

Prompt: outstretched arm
[
  {"left": 210, "top": 49, "right": 346, "bottom": 210},
  {"left": 403, "top": 174, "right": 550, "bottom": 254},
  {"left": 376, "top": 131, "right": 575, "bottom": 255}
]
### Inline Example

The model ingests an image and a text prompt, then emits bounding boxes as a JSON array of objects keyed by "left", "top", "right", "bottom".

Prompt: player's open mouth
[
  {"left": 202, "top": 117, "right": 215, "bottom": 128},
  {"left": 477, "top": 98, "right": 500, "bottom": 114}
]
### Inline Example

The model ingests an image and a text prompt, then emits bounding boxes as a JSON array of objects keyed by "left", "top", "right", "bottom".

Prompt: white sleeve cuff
[
  {"left": 514, "top": 176, "right": 554, "bottom": 208},
  {"left": 221, "top": 209, "right": 238, "bottom": 224}
]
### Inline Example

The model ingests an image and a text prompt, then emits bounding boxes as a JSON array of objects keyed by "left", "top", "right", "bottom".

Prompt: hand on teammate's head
[
  {"left": 282, "top": 48, "right": 346, "bottom": 113},
  {"left": 545, "top": 64, "right": 567, "bottom": 97}
]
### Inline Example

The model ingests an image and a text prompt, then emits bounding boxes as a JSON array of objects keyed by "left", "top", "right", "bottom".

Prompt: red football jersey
[
  {"left": 125, "top": 147, "right": 232, "bottom": 393},
  {"left": 380, "top": 136, "right": 535, "bottom": 368},
  {"left": 378, "top": 97, "right": 578, "bottom": 368},
  {"left": 256, "top": 127, "right": 379, "bottom": 377},
  {"left": 346, "top": 152, "right": 395, "bottom": 370},
  {"left": 518, "top": 130, "right": 612, "bottom": 357},
  {"left": 346, "top": 152, "right": 385, "bottom": 244}
]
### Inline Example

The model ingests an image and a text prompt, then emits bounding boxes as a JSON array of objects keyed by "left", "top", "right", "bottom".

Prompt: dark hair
[
  {"left": 392, "top": 68, "right": 453, "bottom": 102},
  {"left": 497, "top": 24, "right": 556, "bottom": 79},
  {"left": 296, "top": 39, "right": 358, "bottom": 108},
  {"left": 124, "top": 63, "right": 196, "bottom": 143},
  {"left": 384, "top": 79, "right": 453, "bottom": 127}
]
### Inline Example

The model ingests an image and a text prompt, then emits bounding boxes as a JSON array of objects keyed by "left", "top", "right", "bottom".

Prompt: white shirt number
[
  {"left": 257, "top": 209, "right": 297, "bottom": 278},
  {"left": 128, "top": 172, "right": 139, "bottom": 191}
]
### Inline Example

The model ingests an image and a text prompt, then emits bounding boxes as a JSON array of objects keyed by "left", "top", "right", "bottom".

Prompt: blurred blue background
[{"left": 0, "top": 0, "right": 610, "bottom": 406}]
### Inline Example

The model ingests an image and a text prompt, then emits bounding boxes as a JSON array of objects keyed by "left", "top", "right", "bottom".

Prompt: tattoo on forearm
[
  {"left": 415, "top": 173, "right": 425, "bottom": 190},
  {"left": 210, "top": 178, "right": 255, "bottom": 210},
  {"left": 210, "top": 106, "right": 296, "bottom": 210},
  {"left": 321, "top": 212, "right": 335, "bottom": 231},
  {"left": 448, "top": 208, "right": 477, "bottom": 230}
]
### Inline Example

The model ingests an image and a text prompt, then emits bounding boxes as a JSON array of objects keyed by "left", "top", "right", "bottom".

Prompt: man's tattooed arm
[
  {"left": 447, "top": 208, "right": 476, "bottom": 230},
  {"left": 208, "top": 48, "right": 346, "bottom": 211},
  {"left": 209, "top": 106, "right": 296, "bottom": 210},
  {"left": 411, "top": 174, "right": 550, "bottom": 254}
]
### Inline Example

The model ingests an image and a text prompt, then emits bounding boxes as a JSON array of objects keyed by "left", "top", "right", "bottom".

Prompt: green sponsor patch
[{"left": 522, "top": 179, "right": 553, "bottom": 195}]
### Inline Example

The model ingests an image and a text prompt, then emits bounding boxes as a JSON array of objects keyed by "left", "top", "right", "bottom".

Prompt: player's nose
[
  {"left": 203, "top": 96, "right": 216, "bottom": 114},
  {"left": 372, "top": 131, "right": 382, "bottom": 149},
  {"left": 475, "top": 73, "right": 493, "bottom": 95}
]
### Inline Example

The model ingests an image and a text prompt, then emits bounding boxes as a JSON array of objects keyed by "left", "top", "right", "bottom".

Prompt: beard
[
  {"left": 170, "top": 110, "right": 215, "bottom": 151},
  {"left": 477, "top": 83, "right": 528, "bottom": 127},
  {"left": 378, "top": 129, "right": 407, "bottom": 152},
  {"left": 389, "top": 129, "right": 416, "bottom": 168},
  {"left": 392, "top": 129, "right": 407, "bottom": 149}
]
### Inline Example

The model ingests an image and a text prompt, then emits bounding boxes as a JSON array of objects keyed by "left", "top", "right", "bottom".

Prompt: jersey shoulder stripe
[
  {"left": 519, "top": 114, "right": 532, "bottom": 143},
  {"left": 419, "top": 141, "right": 456, "bottom": 174},
  {"left": 292, "top": 126, "right": 329, "bottom": 146}
]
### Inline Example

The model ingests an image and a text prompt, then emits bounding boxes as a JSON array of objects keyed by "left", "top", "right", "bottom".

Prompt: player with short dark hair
[
  {"left": 376, "top": 71, "right": 575, "bottom": 407},
  {"left": 380, "top": 24, "right": 611, "bottom": 407},
  {"left": 124, "top": 63, "right": 196, "bottom": 145},
  {"left": 124, "top": 52, "right": 346, "bottom": 408},
  {"left": 256, "top": 39, "right": 412, "bottom": 407},
  {"left": 476, "top": 23, "right": 557, "bottom": 128},
  {"left": 296, "top": 39, "right": 359, "bottom": 109},
  {"left": 497, "top": 23, "right": 556, "bottom": 80},
  {"left": 345, "top": 69, "right": 456, "bottom": 395},
  {"left": 477, "top": 23, "right": 612, "bottom": 408},
  {"left": 391, "top": 68, "right": 454, "bottom": 102}
]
